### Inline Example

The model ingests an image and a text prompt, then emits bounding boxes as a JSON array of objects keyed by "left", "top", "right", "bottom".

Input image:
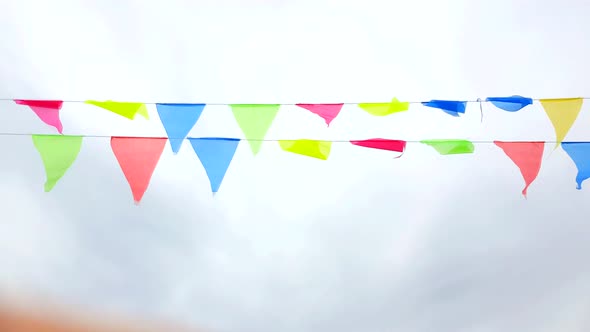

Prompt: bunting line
[
  {"left": 3, "top": 97, "right": 590, "bottom": 106},
  {"left": 10, "top": 97, "right": 586, "bottom": 135},
  {"left": 17, "top": 133, "right": 590, "bottom": 202},
  {"left": 0, "top": 132, "right": 574, "bottom": 143}
]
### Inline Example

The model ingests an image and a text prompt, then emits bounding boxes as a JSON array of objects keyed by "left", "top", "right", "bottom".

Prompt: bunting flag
[
  {"left": 494, "top": 141, "right": 545, "bottom": 197},
  {"left": 32, "top": 135, "right": 83, "bottom": 192},
  {"left": 279, "top": 139, "right": 332, "bottom": 160},
  {"left": 230, "top": 104, "right": 280, "bottom": 155},
  {"left": 561, "top": 142, "right": 590, "bottom": 190},
  {"left": 350, "top": 138, "right": 406, "bottom": 157},
  {"left": 296, "top": 103, "right": 343, "bottom": 126},
  {"left": 358, "top": 98, "right": 409, "bottom": 116},
  {"left": 486, "top": 96, "right": 533, "bottom": 112},
  {"left": 188, "top": 138, "right": 240, "bottom": 193},
  {"left": 86, "top": 100, "right": 150, "bottom": 120},
  {"left": 421, "top": 139, "right": 475, "bottom": 155},
  {"left": 14, "top": 100, "right": 64, "bottom": 133},
  {"left": 156, "top": 103, "right": 206, "bottom": 154},
  {"left": 111, "top": 137, "right": 167, "bottom": 204},
  {"left": 422, "top": 100, "right": 467, "bottom": 117},
  {"left": 540, "top": 98, "right": 584, "bottom": 147}
]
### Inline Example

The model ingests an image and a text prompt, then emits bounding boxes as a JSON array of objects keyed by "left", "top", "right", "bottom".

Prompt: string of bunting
[
  {"left": 9, "top": 96, "right": 587, "bottom": 134},
  {"left": 3, "top": 96, "right": 590, "bottom": 204}
]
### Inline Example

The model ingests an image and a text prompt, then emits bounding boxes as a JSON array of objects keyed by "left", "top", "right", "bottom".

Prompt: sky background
[{"left": 1, "top": 0, "right": 590, "bottom": 331}]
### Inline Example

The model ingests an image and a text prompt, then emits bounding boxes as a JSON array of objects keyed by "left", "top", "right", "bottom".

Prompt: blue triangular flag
[
  {"left": 486, "top": 96, "right": 533, "bottom": 112},
  {"left": 156, "top": 103, "right": 206, "bottom": 154},
  {"left": 422, "top": 100, "right": 467, "bottom": 117},
  {"left": 561, "top": 142, "right": 590, "bottom": 190},
  {"left": 189, "top": 138, "right": 240, "bottom": 193}
]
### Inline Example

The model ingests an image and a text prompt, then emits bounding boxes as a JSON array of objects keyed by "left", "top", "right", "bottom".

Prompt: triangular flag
[
  {"left": 32, "top": 135, "right": 83, "bottom": 192},
  {"left": 156, "top": 103, "right": 206, "bottom": 154},
  {"left": 279, "top": 139, "right": 332, "bottom": 160},
  {"left": 561, "top": 142, "right": 590, "bottom": 190},
  {"left": 295, "top": 103, "right": 343, "bottom": 126},
  {"left": 111, "top": 137, "right": 167, "bottom": 204},
  {"left": 358, "top": 98, "right": 409, "bottom": 116},
  {"left": 188, "top": 138, "right": 240, "bottom": 193},
  {"left": 421, "top": 139, "right": 475, "bottom": 155},
  {"left": 486, "top": 95, "right": 533, "bottom": 112},
  {"left": 494, "top": 141, "right": 545, "bottom": 197},
  {"left": 15, "top": 100, "right": 64, "bottom": 133},
  {"left": 86, "top": 100, "right": 150, "bottom": 120},
  {"left": 540, "top": 98, "right": 583, "bottom": 147},
  {"left": 350, "top": 138, "right": 406, "bottom": 156},
  {"left": 422, "top": 100, "right": 467, "bottom": 117},
  {"left": 230, "top": 104, "right": 280, "bottom": 155},
  {"left": 136, "top": 104, "right": 149, "bottom": 119}
]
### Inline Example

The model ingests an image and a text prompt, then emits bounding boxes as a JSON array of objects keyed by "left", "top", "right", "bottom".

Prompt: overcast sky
[{"left": 1, "top": 0, "right": 590, "bottom": 331}]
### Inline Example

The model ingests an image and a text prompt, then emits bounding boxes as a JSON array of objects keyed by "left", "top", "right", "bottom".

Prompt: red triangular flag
[
  {"left": 14, "top": 100, "right": 64, "bottom": 133},
  {"left": 111, "top": 137, "right": 167, "bottom": 204},
  {"left": 494, "top": 141, "right": 545, "bottom": 197},
  {"left": 350, "top": 138, "right": 406, "bottom": 157},
  {"left": 296, "top": 104, "right": 344, "bottom": 126}
]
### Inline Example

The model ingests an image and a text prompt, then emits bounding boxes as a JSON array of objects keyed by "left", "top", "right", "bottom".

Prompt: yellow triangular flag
[
  {"left": 136, "top": 104, "right": 150, "bottom": 119},
  {"left": 85, "top": 100, "right": 149, "bottom": 120},
  {"left": 358, "top": 97, "right": 409, "bottom": 116},
  {"left": 540, "top": 98, "right": 584, "bottom": 147},
  {"left": 279, "top": 139, "right": 332, "bottom": 160}
]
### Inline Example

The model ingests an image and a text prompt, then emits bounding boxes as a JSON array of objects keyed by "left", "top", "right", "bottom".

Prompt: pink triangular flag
[
  {"left": 296, "top": 103, "right": 344, "bottom": 126},
  {"left": 350, "top": 139, "right": 407, "bottom": 158},
  {"left": 14, "top": 100, "right": 64, "bottom": 133},
  {"left": 350, "top": 139, "right": 406, "bottom": 152},
  {"left": 111, "top": 137, "right": 167, "bottom": 204},
  {"left": 494, "top": 141, "right": 545, "bottom": 197}
]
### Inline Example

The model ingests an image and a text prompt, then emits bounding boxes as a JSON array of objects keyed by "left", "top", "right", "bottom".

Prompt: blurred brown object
[{"left": 0, "top": 300, "right": 200, "bottom": 332}]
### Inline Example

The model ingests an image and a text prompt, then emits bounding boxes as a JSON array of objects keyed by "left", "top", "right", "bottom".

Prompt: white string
[
  {"left": 2, "top": 97, "right": 588, "bottom": 106},
  {"left": 0, "top": 132, "right": 564, "bottom": 143}
]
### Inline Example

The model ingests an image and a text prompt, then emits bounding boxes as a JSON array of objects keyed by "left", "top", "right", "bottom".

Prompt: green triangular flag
[
  {"left": 32, "top": 135, "right": 83, "bottom": 192},
  {"left": 230, "top": 104, "right": 280, "bottom": 155},
  {"left": 421, "top": 139, "right": 475, "bottom": 155},
  {"left": 85, "top": 100, "right": 149, "bottom": 120}
]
